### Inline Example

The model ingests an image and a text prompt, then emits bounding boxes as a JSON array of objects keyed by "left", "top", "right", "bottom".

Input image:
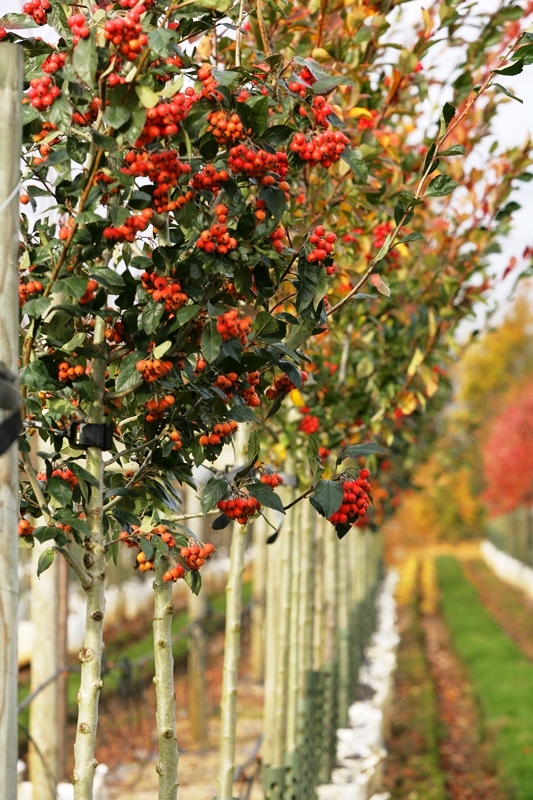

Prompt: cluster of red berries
[
  {"left": 190, "top": 165, "right": 229, "bottom": 192},
  {"left": 342, "top": 226, "right": 363, "bottom": 245},
  {"left": 216, "top": 310, "right": 251, "bottom": 344},
  {"left": 167, "top": 429, "right": 182, "bottom": 450},
  {"left": 269, "top": 227, "right": 285, "bottom": 253},
  {"left": 105, "top": 321, "right": 129, "bottom": 344},
  {"left": 80, "top": 279, "right": 99, "bottom": 305},
  {"left": 217, "top": 494, "right": 261, "bottom": 524},
  {"left": 23, "top": 0, "right": 50, "bottom": 24},
  {"left": 289, "top": 130, "right": 349, "bottom": 168},
  {"left": 307, "top": 225, "right": 337, "bottom": 263},
  {"left": 357, "top": 110, "right": 378, "bottom": 131},
  {"left": 197, "top": 65, "right": 222, "bottom": 101},
  {"left": 170, "top": 541, "right": 215, "bottom": 578},
  {"left": 141, "top": 271, "right": 188, "bottom": 313},
  {"left": 18, "top": 518, "right": 35, "bottom": 537},
  {"left": 122, "top": 150, "right": 191, "bottom": 213},
  {"left": 42, "top": 52, "right": 66, "bottom": 74},
  {"left": 152, "top": 55, "right": 183, "bottom": 82},
  {"left": 260, "top": 470, "right": 283, "bottom": 487},
  {"left": 103, "top": 210, "right": 151, "bottom": 243},
  {"left": 370, "top": 221, "right": 398, "bottom": 265},
  {"left": 328, "top": 469, "right": 371, "bottom": 525},
  {"left": 239, "top": 370, "right": 261, "bottom": 407},
  {"left": 136, "top": 93, "right": 195, "bottom": 145},
  {"left": 37, "top": 466, "right": 79, "bottom": 489},
  {"left": 199, "top": 420, "right": 238, "bottom": 447},
  {"left": 213, "top": 372, "right": 239, "bottom": 397},
  {"left": 266, "top": 370, "right": 308, "bottom": 400},
  {"left": 196, "top": 224, "right": 238, "bottom": 256},
  {"left": 135, "top": 358, "right": 173, "bottom": 382},
  {"left": 228, "top": 145, "right": 289, "bottom": 181},
  {"left": 72, "top": 98, "right": 100, "bottom": 127},
  {"left": 143, "top": 394, "right": 175, "bottom": 423},
  {"left": 27, "top": 76, "right": 61, "bottom": 110},
  {"left": 288, "top": 79, "right": 309, "bottom": 98},
  {"left": 58, "top": 361, "right": 85, "bottom": 383},
  {"left": 311, "top": 95, "right": 334, "bottom": 127},
  {"left": 299, "top": 414, "right": 320, "bottom": 434},
  {"left": 19, "top": 279, "right": 43, "bottom": 307},
  {"left": 117, "top": 0, "right": 156, "bottom": 9},
  {"left": 207, "top": 110, "right": 249, "bottom": 145},
  {"left": 103, "top": 12, "right": 148, "bottom": 61},
  {"left": 68, "top": 13, "right": 90, "bottom": 43}
]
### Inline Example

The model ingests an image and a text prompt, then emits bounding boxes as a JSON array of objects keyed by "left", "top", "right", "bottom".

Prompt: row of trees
[{"left": 0, "top": 0, "right": 532, "bottom": 797}]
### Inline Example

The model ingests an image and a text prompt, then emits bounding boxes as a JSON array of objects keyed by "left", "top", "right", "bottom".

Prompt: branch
[
  {"left": 235, "top": 0, "right": 245, "bottom": 68},
  {"left": 56, "top": 546, "right": 92, "bottom": 590},
  {"left": 254, "top": 0, "right": 271, "bottom": 56},
  {"left": 21, "top": 452, "right": 54, "bottom": 525}
]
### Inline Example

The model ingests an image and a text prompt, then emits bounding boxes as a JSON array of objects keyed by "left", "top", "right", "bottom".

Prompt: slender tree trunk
[
  {"left": 250, "top": 514, "right": 268, "bottom": 683},
  {"left": 336, "top": 538, "right": 350, "bottom": 726},
  {"left": 262, "top": 508, "right": 283, "bottom": 766},
  {"left": 297, "top": 500, "right": 315, "bottom": 705},
  {"left": 72, "top": 316, "right": 107, "bottom": 800},
  {"left": 323, "top": 524, "right": 338, "bottom": 662},
  {"left": 312, "top": 517, "right": 325, "bottom": 671},
  {"left": 153, "top": 557, "right": 179, "bottom": 800},
  {"left": 57, "top": 555, "right": 69, "bottom": 780},
  {"left": 29, "top": 540, "right": 59, "bottom": 800},
  {"left": 285, "top": 500, "right": 301, "bottom": 753},
  {"left": 0, "top": 43, "right": 22, "bottom": 800},
  {"left": 217, "top": 521, "right": 247, "bottom": 800}
]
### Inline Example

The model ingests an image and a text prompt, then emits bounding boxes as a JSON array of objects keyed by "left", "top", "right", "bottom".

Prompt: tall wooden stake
[{"left": 0, "top": 42, "right": 23, "bottom": 800}]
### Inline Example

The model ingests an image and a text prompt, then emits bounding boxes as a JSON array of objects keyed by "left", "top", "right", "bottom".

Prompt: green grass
[{"left": 437, "top": 556, "right": 533, "bottom": 800}]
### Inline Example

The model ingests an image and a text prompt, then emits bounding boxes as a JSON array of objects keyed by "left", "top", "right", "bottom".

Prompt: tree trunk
[
  {"left": 285, "top": 499, "right": 301, "bottom": 753},
  {"left": 0, "top": 43, "right": 22, "bottom": 800},
  {"left": 29, "top": 540, "right": 59, "bottom": 800},
  {"left": 217, "top": 521, "right": 247, "bottom": 800},
  {"left": 72, "top": 316, "right": 107, "bottom": 800},
  {"left": 262, "top": 507, "right": 283, "bottom": 766},
  {"left": 57, "top": 555, "right": 69, "bottom": 780},
  {"left": 312, "top": 516, "right": 325, "bottom": 671},
  {"left": 297, "top": 499, "right": 315, "bottom": 705},
  {"left": 153, "top": 557, "right": 179, "bottom": 800},
  {"left": 250, "top": 514, "right": 268, "bottom": 683}
]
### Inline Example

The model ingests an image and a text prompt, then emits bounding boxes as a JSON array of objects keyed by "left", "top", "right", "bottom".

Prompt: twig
[
  {"left": 56, "top": 546, "right": 92, "bottom": 590},
  {"left": 235, "top": 0, "right": 245, "bottom": 68},
  {"left": 254, "top": 0, "right": 271, "bottom": 56}
]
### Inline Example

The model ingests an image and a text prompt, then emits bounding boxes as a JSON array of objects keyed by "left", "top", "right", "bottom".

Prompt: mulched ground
[
  {"left": 422, "top": 607, "right": 506, "bottom": 800},
  {"left": 462, "top": 559, "right": 533, "bottom": 661}
]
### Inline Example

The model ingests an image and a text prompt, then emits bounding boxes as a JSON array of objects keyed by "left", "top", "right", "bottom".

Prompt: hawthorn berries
[
  {"left": 103, "top": 12, "right": 149, "bottom": 61},
  {"left": 141, "top": 271, "right": 188, "bottom": 312},
  {"left": 218, "top": 494, "right": 261, "bottom": 525},
  {"left": 143, "top": 394, "right": 175, "bottom": 423},
  {"left": 216, "top": 310, "right": 251, "bottom": 344},
  {"left": 58, "top": 361, "right": 85, "bottom": 383},
  {"left": 23, "top": 0, "right": 50, "bottom": 24},
  {"left": 19, "top": 279, "right": 43, "bottom": 307},
  {"left": 103, "top": 210, "right": 151, "bottom": 243},
  {"left": 18, "top": 518, "right": 35, "bottom": 537},
  {"left": 136, "top": 94, "right": 195, "bottom": 145},
  {"left": 260, "top": 470, "right": 283, "bottom": 487},
  {"left": 196, "top": 224, "right": 238, "bottom": 256},
  {"left": 80, "top": 279, "right": 99, "bottom": 305},
  {"left": 299, "top": 414, "right": 320, "bottom": 434},
  {"left": 37, "top": 466, "right": 79, "bottom": 489},
  {"left": 307, "top": 225, "right": 337, "bottom": 263},
  {"left": 27, "top": 76, "right": 61, "bottom": 111},
  {"left": 266, "top": 370, "right": 308, "bottom": 400},
  {"left": 135, "top": 358, "right": 173, "bottom": 382},
  {"left": 67, "top": 12, "right": 90, "bottom": 43},
  {"left": 328, "top": 471, "right": 371, "bottom": 526},
  {"left": 199, "top": 420, "right": 238, "bottom": 447},
  {"left": 228, "top": 145, "right": 289, "bottom": 181},
  {"left": 207, "top": 110, "right": 250, "bottom": 145},
  {"left": 289, "top": 130, "right": 349, "bottom": 168},
  {"left": 42, "top": 52, "right": 66, "bottom": 74},
  {"left": 122, "top": 150, "right": 191, "bottom": 213}
]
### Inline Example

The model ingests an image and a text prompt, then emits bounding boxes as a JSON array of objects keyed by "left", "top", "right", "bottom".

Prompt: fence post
[{"left": 0, "top": 42, "right": 23, "bottom": 800}]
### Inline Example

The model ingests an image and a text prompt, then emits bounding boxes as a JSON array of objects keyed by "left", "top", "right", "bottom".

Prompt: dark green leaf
[
  {"left": 23, "top": 297, "right": 51, "bottom": 318},
  {"left": 73, "top": 31, "right": 98, "bottom": 85},
  {"left": 312, "top": 76, "right": 355, "bottom": 94},
  {"left": 398, "top": 232, "right": 425, "bottom": 243},
  {"left": 201, "top": 320, "right": 223, "bottom": 363},
  {"left": 142, "top": 299, "right": 165, "bottom": 335},
  {"left": 335, "top": 442, "right": 387, "bottom": 466},
  {"left": 341, "top": 147, "right": 368, "bottom": 182},
  {"left": 252, "top": 310, "right": 284, "bottom": 342},
  {"left": 261, "top": 124, "right": 298, "bottom": 146},
  {"left": 495, "top": 59, "right": 523, "bottom": 76},
  {"left": 33, "top": 526, "right": 62, "bottom": 544},
  {"left": 425, "top": 174, "right": 458, "bottom": 197},
  {"left": 47, "top": 476, "right": 73, "bottom": 507},
  {"left": 201, "top": 477, "right": 229, "bottom": 514},
  {"left": 115, "top": 352, "right": 141, "bottom": 394},
  {"left": 261, "top": 186, "right": 286, "bottom": 220},
  {"left": 247, "top": 482, "right": 285, "bottom": 514},
  {"left": 247, "top": 429, "right": 260, "bottom": 466},
  {"left": 148, "top": 28, "right": 177, "bottom": 56},
  {"left": 47, "top": 95, "right": 73, "bottom": 132},
  {"left": 493, "top": 83, "right": 523, "bottom": 103},
  {"left": 279, "top": 359, "right": 302, "bottom": 388},
  {"left": 246, "top": 95, "right": 269, "bottom": 135},
  {"left": 37, "top": 547, "right": 55, "bottom": 577},
  {"left": 314, "top": 479, "right": 343, "bottom": 518},
  {"left": 185, "top": 569, "right": 202, "bottom": 595},
  {"left": 228, "top": 405, "right": 256, "bottom": 422},
  {"left": 104, "top": 106, "right": 132, "bottom": 130},
  {"left": 54, "top": 276, "right": 89, "bottom": 300},
  {"left": 439, "top": 102, "right": 456, "bottom": 135},
  {"left": 439, "top": 144, "right": 466, "bottom": 156}
]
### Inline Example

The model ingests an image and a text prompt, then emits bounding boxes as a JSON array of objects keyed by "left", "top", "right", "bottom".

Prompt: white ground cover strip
[
  {"left": 318, "top": 571, "right": 399, "bottom": 800},
  {"left": 480, "top": 540, "right": 533, "bottom": 601}
]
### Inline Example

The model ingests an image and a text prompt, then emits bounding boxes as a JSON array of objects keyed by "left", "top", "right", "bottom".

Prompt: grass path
[{"left": 437, "top": 556, "right": 533, "bottom": 800}]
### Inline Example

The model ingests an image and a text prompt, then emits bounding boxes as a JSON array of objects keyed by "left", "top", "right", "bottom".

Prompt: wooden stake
[{"left": 0, "top": 42, "right": 23, "bottom": 800}]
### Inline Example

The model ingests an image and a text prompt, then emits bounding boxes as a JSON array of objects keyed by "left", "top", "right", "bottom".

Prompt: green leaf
[
  {"left": 493, "top": 83, "right": 523, "bottom": 103},
  {"left": 247, "top": 483, "right": 285, "bottom": 514},
  {"left": 314, "top": 479, "right": 344, "bottom": 518},
  {"left": 135, "top": 84, "right": 161, "bottom": 108},
  {"left": 201, "top": 477, "right": 229, "bottom": 514},
  {"left": 21, "top": 361, "right": 53, "bottom": 391},
  {"left": 54, "top": 276, "right": 89, "bottom": 300},
  {"left": 47, "top": 95, "right": 73, "bottom": 132},
  {"left": 425, "top": 174, "right": 458, "bottom": 197},
  {"left": 261, "top": 124, "right": 298, "bottom": 146},
  {"left": 174, "top": 304, "right": 200, "bottom": 325},
  {"left": 341, "top": 147, "right": 368, "bottom": 182},
  {"left": 23, "top": 296, "right": 51, "bottom": 318},
  {"left": 47, "top": 476, "right": 73, "bottom": 507},
  {"left": 261, "top": 186, "right": 286, "bottom": 220},
  {"left": 148, "top": 28, "right": 177, "bottom": 57},
  {"left": 115, "top": 352, "right": 141, "bottom": 394},
  {"left": 142, "top": 299, "right": 165, "bottom": 335},
  {"left": 201, "top": 320, "right": 222, "bottom": 363},
  {"left": 247, "top": 429, "right": 260, "bottom": 466},
  {"left": 439, "top": 102, "right": 456, "bottom": 136},
  {"left": 335, "top": 442, "right": 387, "bottom": 466},
  {"left": 69, "top": 462, "right": 100, "bottom": 487},
  {"left": 184, "top": 569, "right": 202, "bottom": 595},
  {"left": 247, "top": 95, "right": 269, "bottom": 135},
  {"left": 398, "top": 232, "right": 425, "bottom": 243},
  {"left": 252, "top": 310, "right": 284, "bottom": 342},
  {"left": 73, "top": 31, "right": 97, "bottom": 85},
  {"left": 312, "top": 75, "right": 355, "bottom": 93},
  {"left": 37, "top": 547, "right": 55, "bottom": 577},
  {"left": 62, "top": 332, "right": 86, "bottom": 353},
  {"left": 228, "top": 405, "right": 255, "bottom": 423},
  {"left": 91, "top": 267, "right": 125, "bottom": 291},
  {"left": 439, "top": 144, "right": 466, "bottom": 156},
  {"left": 23, "top": 105, "right": 41, "bottom": 126},
  {"left": 0, "top": 13, "right": 39, "bottom": 28},
  {"left": 33, "top": 526, "right": 62, "bottom": 544},
  {"left": 104, "top": 106, "right": 132, "bottom": 130},
  {"left": 307, "top": 435, "right": 324, "bottom": 478},
  {"left": 495, "top": 59, "right": 523, "bottom": 76}
]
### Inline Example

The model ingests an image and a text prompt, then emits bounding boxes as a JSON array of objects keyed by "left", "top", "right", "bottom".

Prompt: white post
[{"left": 0, "top": 42, "right": 23, "bottom": 800}]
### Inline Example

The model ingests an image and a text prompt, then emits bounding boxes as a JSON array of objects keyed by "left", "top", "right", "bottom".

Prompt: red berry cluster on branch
[
  {"left": 328, "top": 469, "right": 371, "bottom": 525},
  {"left": 68, "top": 13, "right": 90, "bottom": 43},
  {"left": 199, "top": 420, "right": 238, "bottom": 447},
  {"left": 260, "top": 469, "right": 283, "bottom": 487},
  {"left": 190, "top": 165, "right": 229, "bottom": 192},
  {"left": 269, "top": 227, "right": 285, "bottom": 253},
  {"left": 217, "top": 494, "right": 261, "bottom": 524},
  {"left": 105, "top": 321, "right": 129, "bottom": 344},
  {"left": 240, "top": 371, "right": 261, "bottom": 407},
  {"left": 176, "top": 542, "right": 215, "bottom": 574},
  {"left": 22, "top": 0, "right": 50, "bottom": 24},
  {"left": 143, "top": 394, "right": 175, "bottom": 422},
  {"left": 104, "top": 12, "right": 148, "bottom": 61},
  {"left": 141, "top": 271, "right": 189, "bottom": 313},
  {"left": 28, "top": 76, "right": 61, "bottom": 110},
  {"left": 37, "top": 466, "right": 79, "bottom": 489},
  {"left": 122, "top": 150, "right": 191, "bottom": 212},
  {"left": 312, "top": 95, "right": 334, "bottom": 127},
  {"left": 135, "top": 358, "right": 173, "bottom": 382},
  {"left": 18, "top": 518, "right": 35, "bottom": 537},
  {"left": 19, "top": 279, "right": 43, "bottom": 307},
  {"left": 196, "top": 224, "right": 238, "bottom": 255},
  {"left": 136, "top": 94, "right": 195, "bottom": 145},
  {"left": 207, "top": 110, "right": 250, "bottom": 145},
  {"left": 265, "top": 370, "right": 308, "bottom": 400},
  {"left": 197, "top": 64, "right": 222, "bottom": 101},
  {"left": 58, "top": 361, "right": 86, "bottom": 383},
  {"left": 80, "top": 279, "right": 99, "bottom": 305},
  {"left": 103, "top": 210, "right": 151, "bottom": 242},
  {"left": 152, "top": 55, "right": 183, "bottom": 82},
  {"left": 307, "top": 225, "right": 336, "bottom": 263},
  {"left": 42, "top": 52, "right": 66, "bottom": 74},
  {"left": 299, "top": 414, "right": 320, "bottom": 434},
  {"left": 289, "top": 130, "right": 348, "bottom": 168},
  {"left": 228, "top": 145, "right": 289, "bottom": 181},
  {"left": 216, "top": 310, "right": 251, "bottom": 344}
]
